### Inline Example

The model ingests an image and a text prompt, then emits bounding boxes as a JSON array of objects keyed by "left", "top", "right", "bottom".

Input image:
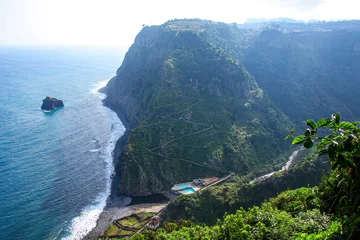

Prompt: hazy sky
[{"left": 0, "top": 0, "right": 359, "bottom": 48}]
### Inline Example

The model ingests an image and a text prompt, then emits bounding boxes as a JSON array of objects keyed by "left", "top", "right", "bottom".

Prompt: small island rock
[{"left": 41, "top": 96, "right": 64, "bottom": 111}]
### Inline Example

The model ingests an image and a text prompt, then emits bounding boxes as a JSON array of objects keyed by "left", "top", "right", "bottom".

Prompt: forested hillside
[
  {"left": 105, "top": 19, "right": 360, "bottom": 196},
  {"left": 131, "top": 114, "right": 360, "bottom": 239},
  {"left": 105, "top": 20, "right": 293, "bottom": 196},
  {"left": 102, "top": 19, "right": 360, "bottom": 239},
  {"left": 242, "top": 29, "right": 360, "bottom": 124}
]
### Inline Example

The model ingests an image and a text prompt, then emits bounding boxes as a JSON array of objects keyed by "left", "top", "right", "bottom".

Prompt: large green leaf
[
  {"left": 306, "top": 195, "right": 316, "bottom": 203},
  {"left": 317, "top": 118, "right": 331, "bottom": 128},
  {"left": 305, "top": 120, "right": 316, "bottom": 130},
  {"left": 317, "top": 138, "right": 330, "bottom": 149},
  {"left": 318, "top": 149, "right": 328, "bottom": 156},
  {"left": 285, "top": 127, "right": 294, "bottom": 140},
  {"left": 304, "top": 139, "right": 314, "bottom": 148},
  {"left": 352, "top": 121, "right": 360, "bottom": 127},
  {"left": 335, "top": 112, "right": 341, "bottom": 124},
  {"left": 292, "top": 135, "right": 306, "bottom": 145},
  {"left": 339, "top": 121, "right": 355, "bottom": 130}
]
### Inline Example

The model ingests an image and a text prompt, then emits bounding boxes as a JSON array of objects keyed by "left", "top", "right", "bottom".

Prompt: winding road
[{"left": 146, "top": 90, "right": 228, "bottom": 174}]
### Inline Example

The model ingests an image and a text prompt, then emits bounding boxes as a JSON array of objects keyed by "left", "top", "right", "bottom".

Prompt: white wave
[
  {"left": 89, "top": 148, "right": 100, "bottom": 153},
  {"left": 90, "top": 79, "right": 109, "bottom": 94},
  {"left": 62, "top": 80, "right": 125, "bottom": 240}
]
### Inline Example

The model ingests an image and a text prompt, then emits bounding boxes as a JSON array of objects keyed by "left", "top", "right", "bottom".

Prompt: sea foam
[{"left": 62, "top": 80, "right": 124, "bottom": 240}]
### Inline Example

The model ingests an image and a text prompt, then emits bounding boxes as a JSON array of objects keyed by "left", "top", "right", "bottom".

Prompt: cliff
[
  {"left": 104, "top": 20, "right": 293, "bottom": 196},
  {"left": 104, "top": 19, "right": 360, "bottom": 197}
]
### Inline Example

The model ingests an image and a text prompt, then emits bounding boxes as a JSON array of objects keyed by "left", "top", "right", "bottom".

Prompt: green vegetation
[
  {"left": 161, "top": 151, "right": 329, "bottom": 225},
  {"left": 104, "top": 18, "right": 360, "bottom": 239},
  {"left": 102, "top": 212, "right": 156, "bottom": 239},
  {"left": 119, "top": 216, "right": 139, "bottom": 228},
  {"left": 136, "top": 212, "right": 156, "bottom": 220},
  {"left": 289, "top": 113, "right": 360, "bottom": 238},
  {"left": 108, "top": 19, "right": 293, "bottom": 196},
  {"left": 104, "top": 224, "right": 119, "bottom": 236},
  {"left": 107, "top": 19, "right": 360, "bottom": 196},
  {"left": 117, "top": 212, "right": 156, "bottom": 229},
  {"left": 242, "top": 29, "right": 360, "bottom": 126},
  {"left": 132, "top": 187, "right": 340, "bottom": 239},
  {"left": 128, "top": 113, "right": 359, "bottom": 239},
  {"left": 103, "top": 223, "right": 136, "bottom": 237}
]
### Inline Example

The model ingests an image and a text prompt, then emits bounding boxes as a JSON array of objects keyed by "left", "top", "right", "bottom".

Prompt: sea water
[{"left": 0, "top": 46, "right": 125, "bottom": 240}]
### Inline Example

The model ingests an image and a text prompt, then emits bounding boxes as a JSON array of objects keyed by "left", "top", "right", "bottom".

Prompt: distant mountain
[
  {"left": 241, "top": 29, "right": 360, "bottom": 125},
  {"left": 239, "top": 19, "right": 360, "bottom": 32},
  {"left": 307, "top": 19, "right": 321, "bottom": 23},
  {"left": 246, "top": 17, "right": 304, "bottom": 24}
]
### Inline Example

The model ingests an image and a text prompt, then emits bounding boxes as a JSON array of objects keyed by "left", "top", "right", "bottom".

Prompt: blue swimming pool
[
  {"left": 183, "top": 188, "right": 196, "bottom": 193},
  {"left": 177, "top": 183, "right": 191, "bottom": 190}
]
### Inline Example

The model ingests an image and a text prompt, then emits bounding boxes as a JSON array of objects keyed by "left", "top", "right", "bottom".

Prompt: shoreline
[
  {"left": 84, "top": 80, "right": 170, "bottom": 239},
  {"left": 83, "top": 94, "right": 134, "bottom": 239},
  {"left": 104, "top": 103, "right": 132, "bottom": 203}
]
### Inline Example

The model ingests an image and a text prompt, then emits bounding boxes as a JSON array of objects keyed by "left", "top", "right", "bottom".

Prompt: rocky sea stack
[{"left": 41, "top": 96, "right": 64, "bottom": 111}]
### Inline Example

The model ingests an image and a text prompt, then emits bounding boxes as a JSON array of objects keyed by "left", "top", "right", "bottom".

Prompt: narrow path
[
  {"left": 172, "top": 99, "right": 203, "bottom": 115},
  {"left": 144, "top": 88, "right": 227, "bottom": 174},
  {"left": 148, "top": 147, "right": 228, "bottom": 173},
  {"left": 200, "top": 173, "right": 234, "bottom": 191},
  {"left": 148, "top": 124, "right": 213, "bottom": 151}
]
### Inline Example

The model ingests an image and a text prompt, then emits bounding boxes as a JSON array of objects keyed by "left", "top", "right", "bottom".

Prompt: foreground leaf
[
  {"left": 292, "top": 136, "right": 306, "bottom": 145},
  {"left": 317, "top": 118, "right": 331, "bottom": 128},
  {"left": 304, "top": 139, "right": 314, "bottom": 148},
  {"left": 339, "top": 122, "right": 355, "bottom": 130},
  {"left": 305, "top": 120, "right": 316, "bottom": 130}
]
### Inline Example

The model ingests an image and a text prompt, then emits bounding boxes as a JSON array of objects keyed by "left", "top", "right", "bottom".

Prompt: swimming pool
[
  {"left": 183, "top": 188, "right": 196, "bottom": 193},
  {"left": 176, "top": 183, "right": 191, "bottom": 190}
]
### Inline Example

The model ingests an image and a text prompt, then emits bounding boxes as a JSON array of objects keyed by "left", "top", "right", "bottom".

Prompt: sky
[{"left": 0, "top": 0, "right": 359, "bottom": 48}]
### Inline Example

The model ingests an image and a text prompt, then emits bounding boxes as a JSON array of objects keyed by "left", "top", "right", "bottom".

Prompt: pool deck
[{"left": 171, "top": 177, "right": 221, "bottom": 195}]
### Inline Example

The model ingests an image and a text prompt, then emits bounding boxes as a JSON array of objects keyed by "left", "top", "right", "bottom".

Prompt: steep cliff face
[
  {"left": 105, "top": 20, "right": 293, "bottom": 196},
  {"left": 105, "top": 25, "right": 174, "bottom": 125}
]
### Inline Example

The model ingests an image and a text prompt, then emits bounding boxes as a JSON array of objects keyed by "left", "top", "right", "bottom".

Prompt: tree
[{"left": 288, "top": 113, "right": 360, "bottom": 239}]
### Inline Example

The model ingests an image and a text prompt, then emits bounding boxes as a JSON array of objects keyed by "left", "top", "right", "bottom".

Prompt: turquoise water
[
  {"left": 183, "top": 188, "right": 196, "bottom": 193},
  {"left": 0, "top": 46, "right": 125, "bottom": 240},
  {"left": 176, "top": 183, "right": 191, "bottom": 190}
]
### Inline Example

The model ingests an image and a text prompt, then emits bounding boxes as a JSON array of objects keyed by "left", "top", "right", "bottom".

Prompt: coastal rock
[{"left": 41, "top": 96, "right": 64, "bottom": 111}]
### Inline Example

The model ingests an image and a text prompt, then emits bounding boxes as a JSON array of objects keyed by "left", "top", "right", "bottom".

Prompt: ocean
[{"left": 0, "top": 46, "right": 125, "bottom": 240}]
